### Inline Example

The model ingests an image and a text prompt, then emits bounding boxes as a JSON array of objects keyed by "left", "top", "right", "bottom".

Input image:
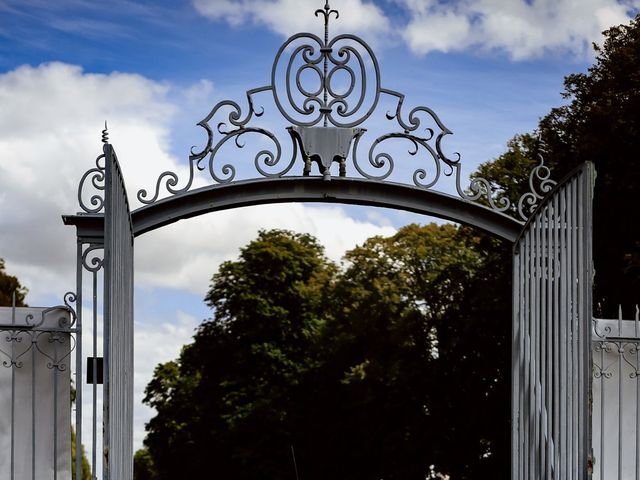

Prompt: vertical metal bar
[
  {"left": 92, "top": 265, "right": 98, "bottom": 477},
  {"left": 518, "top": 244, "right": 529, "bottom": 479},
  {"left": 539, "top": 206, "right": 549, "bottom": 478},
  {"left": 552, "top": 192, "right": 561, "bottom": 476},
  {"left": 565, "top": 179, "right": 572, "bottom": 479},
  {"left": 515, "top": 240, "right": 525, "bottom": 480},
  {"left": 519, "top": 244, "right": 526, "bottom": 480},
  {"left": 570, "top": 177, "right": 578, "bottom": 478},
  {"left": 522, "top": 231, "right": 533, "bottom": 480},
  {"left": 576, "top": 172, "right": 584, "bottom": 475},
  {"left": 529, "top": 225, "right": 537, "bottom": 480},
  {"left": 527, "top": 227, "right": 534, "bottom": 480},
  {"left": 600, "top": 331, "right": 605, "bottom": 480},
  {"left": 636, "top": 305, "right": 639, "bottom": 479},
  {"left": 546, "top": 200, "right": 554, "bottom": 478},
  {"left": 533, "top": 212, "right": 541, "bottom": 478},
  {"left": 31, "top": 331, "right": 36, "bottom": 480},
  {"left": 559, "top": 184, "right": 569, "bottom": 479},
  {"left": 618, "top": 305, "right": 623, "bottom": 480},
  {"left": 10, "top": 294, "right": 16, "bottom": 480},
  {"left": 583, "top": 165, "right": 594, "bottom": 475},
  {"left": 53, "top": 336, "right": 58, "bottom": 480},
  {"left": 75, "top": 241, "right": 84, "bottom": 480},
  {"left": 512, "top": 249, "right": 520, "bottom": 480},
  {"left": 577, "top": 170, "right": 590, "bottom": 477},
  {"left": 104, "top": 144, "right": 135, "bottom": 480}
]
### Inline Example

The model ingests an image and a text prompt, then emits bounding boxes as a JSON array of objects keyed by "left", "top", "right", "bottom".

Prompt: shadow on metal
[{"left": 64, "top": 176, "right": 523, "bottom": 243}]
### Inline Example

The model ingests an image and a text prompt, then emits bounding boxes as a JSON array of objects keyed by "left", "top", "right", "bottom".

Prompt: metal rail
[
  {"left": 512, "top": 163, "right": 594, "bottom": 479},
  {"left": 592, "top": 307, "right": 640, "bottom": 480}
]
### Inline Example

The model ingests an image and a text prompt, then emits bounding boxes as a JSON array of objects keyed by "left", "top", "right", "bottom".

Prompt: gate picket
[
  {"left": 103, "top": 144, "right": 134, "bottom": 480},
  {"left": 512, "top": 163, "right": 594, "bottom": 479}
]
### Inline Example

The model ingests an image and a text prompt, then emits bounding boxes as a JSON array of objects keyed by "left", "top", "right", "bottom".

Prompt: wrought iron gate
[
  {"left": 59, "top": 4, "right": 602, "bottom": 478},
  {"left": 512, "top": 162, "right": 595, "bottom": 479},
  {"left": 103, "top": 143, "right": 134, "bottom": 480}
]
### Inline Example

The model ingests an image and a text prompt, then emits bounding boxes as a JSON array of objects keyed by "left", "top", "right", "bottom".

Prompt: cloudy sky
[{"left": 1, "top": 0, "right": 639, "bottom": 464}]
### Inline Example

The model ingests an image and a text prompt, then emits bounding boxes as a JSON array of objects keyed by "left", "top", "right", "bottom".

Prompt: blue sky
[{"left": 1, "top": 0, "right": 639, "bottom": 460}]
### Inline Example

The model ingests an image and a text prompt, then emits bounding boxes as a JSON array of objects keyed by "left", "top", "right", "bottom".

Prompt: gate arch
[
  {"left": 67, "top": 176, "right": 522, "bottom": 241},
  {"left": 63, "top": 2, "right": 594, "bottom": 479}
]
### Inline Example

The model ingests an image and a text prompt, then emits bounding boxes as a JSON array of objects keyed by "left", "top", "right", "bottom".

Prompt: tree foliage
[
  {"left": 0, "top": 258, "right": 27, "bottom": 307},
  {"left": 71, "top": 426, "right": 92, "bottom": 480},
  {"left": 142, "top": 227, "right": 509, "bottom": 480},
  {"left": 476, "top": 14, "right": 640, "bottom": 314}
]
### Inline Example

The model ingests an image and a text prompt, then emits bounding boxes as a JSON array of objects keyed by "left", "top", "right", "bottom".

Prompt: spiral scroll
[
  {"left": 130, "top": 1, "right": 556, "bottom": 223},
  {"left": 517, "top": 154, "right": 556, "bottom": 221},
  {"left": 78, "top": 150, "right": 106, "bottom": 213}
]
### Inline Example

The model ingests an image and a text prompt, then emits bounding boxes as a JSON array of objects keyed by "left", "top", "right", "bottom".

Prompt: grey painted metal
[
  {"left": 511, "top": 162, "right": 594, "bottom": 479},
  {"left": 103, "top": 143, "right": 134, "bottom": 480},
  {"left": 61, "top": 3, "right": 601, "bottom": 477},
  {"left": 66, "top": 176, "right": 524, "bottom": 242},
  {"left": 125, "top": 1, "right": 554, "bottom": 223},
  {"left": 288, "top": 126, "right": 363, "bottom": 179},
  {"left": 74, "top": 242, "right": 83, "bottom": 480},
  {"left": 78, "top": 243, "right": 104, "bottom": 479},
  {"left": 0, "top": 297, "right": 78, "bottom": 480},
  {"left": 592, "top": 308, "right": 640, "bottom": 479}
]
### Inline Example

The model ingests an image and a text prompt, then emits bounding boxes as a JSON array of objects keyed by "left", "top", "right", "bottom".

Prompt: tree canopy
[
  {"left": 476, "top": 14, "right": 640, "bottom": 314},
  {"left": 140, "top": 226, "right": 510, "bottom": 480},
  {"left": 0, "top": 258, "right": 27, "bottom": 307}
]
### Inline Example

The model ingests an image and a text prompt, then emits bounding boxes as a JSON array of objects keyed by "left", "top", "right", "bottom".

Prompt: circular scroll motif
[{"left": 271, "top": 33, "right": 381, "bottom": 128}]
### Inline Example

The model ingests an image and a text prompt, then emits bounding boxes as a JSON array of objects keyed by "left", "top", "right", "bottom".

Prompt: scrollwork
[
  {"left": 0, "top": 330, "right": 29, "bottom": 369},
  {"left": 132, "top": 0, "right": 555, "bottom": 222},
  {"left": 137, "top": 157, "right": 204, "bottom": 205},
  {"left": 78, "top": 151, "right": 106, "bottom": 213},
  {"left": 82, "top": 245, "right": 103, "bottom": 273},
  {"left": 517, "top": 154, "right": 556, "bottom": 221},
  {"left": 622, "top": 342, "right": 640, "bottom": 378},
  {"left": 455, "top": 168, "right": 511, "bottom": 213}
]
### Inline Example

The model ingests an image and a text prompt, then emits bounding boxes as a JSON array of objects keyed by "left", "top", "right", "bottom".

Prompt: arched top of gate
[{"left": 70, "top": 1, "right": 557, "bottom": 240}]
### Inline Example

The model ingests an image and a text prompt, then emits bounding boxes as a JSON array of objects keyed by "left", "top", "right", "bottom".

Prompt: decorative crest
[{"left": 75, "top": 2, "right": 554, "bottom": 223}]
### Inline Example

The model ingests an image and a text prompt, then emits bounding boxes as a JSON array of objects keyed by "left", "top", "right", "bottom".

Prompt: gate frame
[{"left": 62, "top": 2, "right": 595, "bottom": 479}]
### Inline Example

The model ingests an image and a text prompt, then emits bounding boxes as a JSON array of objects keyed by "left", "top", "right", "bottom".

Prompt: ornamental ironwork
[{"left": 78, "top": 1, "right": 555, "bottom": 222}]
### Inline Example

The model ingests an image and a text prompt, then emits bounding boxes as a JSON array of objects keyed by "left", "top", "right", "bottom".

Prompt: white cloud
[
  {"left": 135, "top": 203, "right": 396, "bottom": 296},
  {"left": 399, "top": 0, "right": 640, "bottom": 59},
  {"left": 0, "top": 60, "right": 398, "bottom": 301},
  {"left": 0, "top": 62, "right": 398, "bottom": 456},
  {"left": 133, "top": 311, "right": 199, "bottom": 450},
  {"left": 0, "top": 62, "right": 178, "bottom": 304},
  {"left": 191, "top": 0, "right": 639, "bottom": 59},
  {"left": 192, "top": 0, "right": 390, "bottom": 38}
]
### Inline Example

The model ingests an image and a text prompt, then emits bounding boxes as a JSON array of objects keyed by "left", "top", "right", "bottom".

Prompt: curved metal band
[{"left": 65, "top": 177, "right": 523, "bottom": 243}]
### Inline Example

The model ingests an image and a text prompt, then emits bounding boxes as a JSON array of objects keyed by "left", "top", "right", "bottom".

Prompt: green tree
[
  {"left": 540, "top": 15, "right": 640, "bottom": 314},
  {"left": 325, "top": 223, "right": 510, "bottom": 479},
  {"left": 142, "top": 226, "right": 510, "bottom": 480},
  {"left": 71, "top": 426, "right": 92, "bottom": 480},
  {"left": 134, "top": 447, "right": 158, "bottom": 480},
  {"left": 143, "top": 230, "right": 335, "bottom": 480},
  {"left": 0, "top": 258, "right": 27, "bottom": 306},
  {"left": 477, "top": 14, "right": 640, "bottom": 315}
]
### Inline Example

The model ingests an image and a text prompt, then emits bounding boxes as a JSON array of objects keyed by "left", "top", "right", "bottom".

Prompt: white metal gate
[
  {"left": 512, "top": 162, "right": 595, "bottom": 479},
  {"left": 103, "top": 144, "right": 134, "bottom": 480}
]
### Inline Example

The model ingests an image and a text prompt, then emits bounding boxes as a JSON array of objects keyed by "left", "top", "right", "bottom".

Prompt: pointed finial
[{"left": 101, "top": 121, "right": 109, "bottom": 144}]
